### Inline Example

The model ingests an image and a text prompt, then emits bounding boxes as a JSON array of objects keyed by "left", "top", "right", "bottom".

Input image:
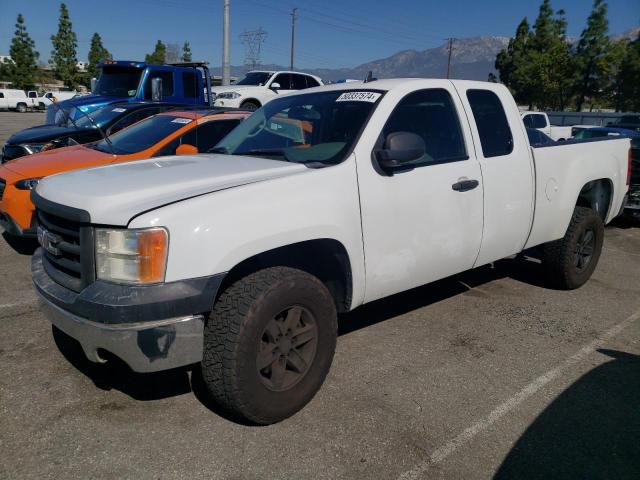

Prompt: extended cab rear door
[
  {"left": 355, "top": 82, "right": 484, "bottom": 303},
  {"left": 456, "top": 84, "right": 535, "bottom": 266}
]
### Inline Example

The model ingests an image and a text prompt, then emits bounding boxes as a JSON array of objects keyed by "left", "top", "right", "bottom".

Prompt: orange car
[{"left": 0, "top": 109, "right": 250, "bottom": 240}]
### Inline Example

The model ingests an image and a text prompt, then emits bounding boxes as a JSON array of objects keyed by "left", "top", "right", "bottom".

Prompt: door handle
[{"left": 452, "top": 179, "right": 479, "bottom": 192}]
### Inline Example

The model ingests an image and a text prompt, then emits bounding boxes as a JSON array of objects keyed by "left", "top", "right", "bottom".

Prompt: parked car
[
  {"left": 44, "top": 60, "right": 213, "bottom": 124},
  {"left": 0, "top": 108, "right": 249, "bottom": 241},
  {"left": 211, "top": 70, "right": 323, "bottom": 110},
  {"left": 573, "top": 127, "right": 640, "bottom": 219},
  {"left": 32, "top": 79, "right": 631, "bottom": 424},
  {"left": 607, "top": 114, "right": 640, "bottom": 133},
  {"left": 2, "top": 101, "right": 188, "bottom": 162},
  {"left": 40, "top": 90, "right": 79, "bottom": 106},
  {"left": 0, "top": 89, "right": 44, "bottom": 112},
  {"left": 526, "top": 127, "right": 555, "bottom": 146}
]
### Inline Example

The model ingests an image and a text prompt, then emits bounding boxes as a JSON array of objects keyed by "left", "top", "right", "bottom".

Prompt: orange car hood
[{"left": 2, "top": 145, "right": 113, "bottom": 178}]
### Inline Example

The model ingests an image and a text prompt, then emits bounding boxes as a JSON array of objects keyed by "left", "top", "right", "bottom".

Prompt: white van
[{"left": 0, "top": 89, "right": 45, "bottom": 112}]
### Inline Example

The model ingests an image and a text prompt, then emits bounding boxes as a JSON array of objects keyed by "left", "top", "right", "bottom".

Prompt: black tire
[
  {"left": 16, "top": 103, "right": 27, "bottom": 113},
  {"left": 542, "top": 206, "right": 604, "bottom": 289},
  {"left": 38, "top": 102, "right": 46, "bottom": 110},
  {"left": 240, "top": 100, "right": 260, "bottom": 111},
  {"left": 201, "top": 266, "right": 337, "bottom": 424}
]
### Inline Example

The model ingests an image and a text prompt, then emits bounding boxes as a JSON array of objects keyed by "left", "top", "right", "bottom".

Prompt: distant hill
[{"left": 211, "top": 28, "right": 638, "bottom": 83}]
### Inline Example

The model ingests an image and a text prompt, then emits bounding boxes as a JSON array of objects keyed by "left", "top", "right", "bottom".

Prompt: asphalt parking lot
[{"left": 1, "top": 110, "right": 639, "bottom": 479}]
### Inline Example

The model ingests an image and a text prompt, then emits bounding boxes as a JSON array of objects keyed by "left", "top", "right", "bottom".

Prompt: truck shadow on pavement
[
  {"left": 494, "top": 349, "right": 640, "bottom": 480},
  {"left": 51, "top": 253, "right": 550, "bottom": 420}
]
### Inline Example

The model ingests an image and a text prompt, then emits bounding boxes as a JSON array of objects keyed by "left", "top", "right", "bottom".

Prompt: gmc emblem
[{"left": 37, "top": 225, "right": 62, "bottom": 256}]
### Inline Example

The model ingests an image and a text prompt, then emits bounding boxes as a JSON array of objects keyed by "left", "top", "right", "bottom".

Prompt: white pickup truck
[{"left": 31, "top": 79, "right": 631, "bottom": 424}]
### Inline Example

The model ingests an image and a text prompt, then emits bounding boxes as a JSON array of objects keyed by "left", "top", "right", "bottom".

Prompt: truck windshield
[
  {"left": 215, "top": 90, "right": 383, "bottom": 165},
  {"left": 72, "top": 106, "right": 132, "bottom": 129},
  {"left": 94, "top": 66, "right": 142, "bottom": 97},
  {"left": 236, "top": 72, "right": 274, "bottom": 86},
  {"left": 92, "top": 115, "right": 193, "bottom": 154}
]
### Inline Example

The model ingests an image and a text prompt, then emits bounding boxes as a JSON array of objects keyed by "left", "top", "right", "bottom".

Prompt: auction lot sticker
[{"left": 336, "top": 91, "right": 381, "bottom": 102}]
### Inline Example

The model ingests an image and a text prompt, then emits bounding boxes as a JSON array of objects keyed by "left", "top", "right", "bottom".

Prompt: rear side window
[
  {"left": 467, "top": 89, "right": 513, "bottom": 158},
  {"left": 305, "top": 76, "right": 320, "bottom": 88},
  {"left": 523, "top": 114, "right": 547, "bottom": 129},
  {"left": 380, "top": 88, "right": 467, "bottom": 166},
  {"left": 144, "top": 71, "right": 174, "bottom": 99},
  {"left": 182, "top": 71, "right": 197, "bottom": 98},
  {"left": 290, "top": 74, "right": 308, "bottom": 90}
]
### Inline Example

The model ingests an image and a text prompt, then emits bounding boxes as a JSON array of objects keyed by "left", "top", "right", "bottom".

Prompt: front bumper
[{"left": 32, "top": 249, "right": 226, "bottom": 372}]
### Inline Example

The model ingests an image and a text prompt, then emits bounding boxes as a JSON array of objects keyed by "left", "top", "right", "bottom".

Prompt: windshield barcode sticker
[
  {"left": 171, "top": 118, "right": 192, "bottom": 124},
  {"left": 336, "top": 91, "right": 381, "bottom": 103},
  {"left": 112, "top": 108, "right": 126, "bottom": 112}
]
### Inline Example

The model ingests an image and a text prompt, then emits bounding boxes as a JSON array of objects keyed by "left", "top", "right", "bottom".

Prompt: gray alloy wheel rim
[
  {"left": 257, "top": 305, "right": 318, "bottom": 392},
  {"left": 574, "top": 228, "right": 595, "bottom": 272}
]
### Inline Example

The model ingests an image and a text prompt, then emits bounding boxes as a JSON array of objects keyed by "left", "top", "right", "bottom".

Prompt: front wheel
[
  {"left": 201, "top": 267, "right": 338, "bottom": 424},
  {"left": 240, "top": 100, "right": 260, "bottom": 111},
  {"left": 542, "top": 206, "right": 604, "bottom": 289}
]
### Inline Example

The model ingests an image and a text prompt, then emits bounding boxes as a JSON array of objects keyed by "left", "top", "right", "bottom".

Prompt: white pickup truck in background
[
  {"left": 521, "top": 110, "right": 594, "bottom": 141},
  {"left": 32, "top": 79, "right": 631, "bottom": 424}
]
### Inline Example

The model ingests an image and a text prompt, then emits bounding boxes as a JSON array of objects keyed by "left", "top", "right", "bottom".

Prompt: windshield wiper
[{"left": 238, "top": 148, "right": 290, "bottom": 161}]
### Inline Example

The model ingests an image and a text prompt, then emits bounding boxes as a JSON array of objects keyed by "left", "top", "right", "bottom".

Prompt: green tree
[
  {"left": 50, "top": 3, "right": 78, "bottom": 89},
  {"left": 145, "top": 40, "right": 167, "bottom": 65},
  {"left": 573, "top": 0, "right": 610, "bottom": 111},
  {"left": 600, "top": 38, "right": 629, "bottom": 111},
  {"left": 7, "top": 14, "right": 39, "bottom": 90},
  {"left": 182, "top": 41, "right": 192, "bottom": 62},
  {"left": 495, "top": 18, "right": 535, "bottom": 108},
  {"left": 87, "top": 32, "right": 111, "bottom": 79},
  {"left": 527, "top": 1, "right": 573, "bottom": 110},
  {"left": 618, "top": 34, "right": 640, "bottom": 111}
]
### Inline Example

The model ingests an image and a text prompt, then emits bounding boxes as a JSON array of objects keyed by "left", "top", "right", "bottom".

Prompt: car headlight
[
  {"left": 20, "top": 143, "right": 46, "bottom": 154},
  {"left": 216, "top": 91, "right": 241, "bottom": 100},
  {"left": 95, "top": 227, "right": 169, "bottom": 285},
  {"left": 14, "top": 178, "right": 41, "bottom": 190}
]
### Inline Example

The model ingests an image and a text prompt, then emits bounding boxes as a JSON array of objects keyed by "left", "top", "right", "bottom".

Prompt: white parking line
[
  {"left": 0, "top": 300, "right": 37, "bottom": 309},
  {"left": 397, "top": 307, "right": 640, "bottom": 480}
]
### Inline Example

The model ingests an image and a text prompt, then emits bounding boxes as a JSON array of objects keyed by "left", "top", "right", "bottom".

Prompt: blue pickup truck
[{"left": 45, "top": 60, "right": 213, "bottom": 124}]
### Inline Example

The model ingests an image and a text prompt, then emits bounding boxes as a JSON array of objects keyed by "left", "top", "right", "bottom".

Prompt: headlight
[
  {"left": 14, "top": 178, "right": 41, "bottom": 190},
  {"left": 95, "top": 227, "right": 168, "bottom": 285},
  {"left": 216, "top": 91, "right": 241, "bottom": 100},
  {"left": 20, "top": 143, "right": 46, "bottom": 154}
]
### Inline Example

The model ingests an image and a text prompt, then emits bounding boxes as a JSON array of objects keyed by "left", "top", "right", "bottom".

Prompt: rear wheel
[
  {"left": 240, "top": 100, "right": 260, "bottom": 111},
  {"left": 201, "top": 266, "right": 338, "bottom": 424},
  {"left": 542, "top": 206, "right": 604, "bottom": 289},
  {"left": 16, "top": 103, "right": 27, "bottom": 113}
]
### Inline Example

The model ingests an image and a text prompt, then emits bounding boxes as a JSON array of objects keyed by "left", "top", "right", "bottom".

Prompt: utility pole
[
  {"left": 222, "top": 0, "right": 230, "bottom": 86},
  {"left": 290, "top": 7, "right": 297, "bottom": 71},
  {"left": 446, "top": 37, "right": 455, "bottom": 79}
]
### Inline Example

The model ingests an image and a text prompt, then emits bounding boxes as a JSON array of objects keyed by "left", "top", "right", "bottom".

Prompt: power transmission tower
[
  {"left": 222, "top": 0, "right": 230, "bottom": 85},
  {"left": 290, "top": 7, "right": 297, "bottom": 70},
  {"left": 446, "top": 38, "right": 455, "bottom": 79},
  {"left": 239, "top": 28, "right": 267, "bottom": 71}
]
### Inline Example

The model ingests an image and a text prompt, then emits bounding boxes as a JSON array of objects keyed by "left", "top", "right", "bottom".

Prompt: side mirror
[
  {"left": 90, "top": 78, "right": 97, "bottom": 93},
  {"left": 375, "top": 132, "right": 425, "bottom": 169},
  {"left": 270, "top": 82, "right": 281, "bottom": 91},
  {"left": 176, "top": 143, "right": 198, "bottom": 155},
  {"left": 151, "top": 77, "right": 163, "bottom": 101}
]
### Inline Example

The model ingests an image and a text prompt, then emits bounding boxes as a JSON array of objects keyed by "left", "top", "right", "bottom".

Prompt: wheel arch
[
  {"left": 216, "top": 238, "right": 353, "bottom": 313},
  {"left": 575, "top": 178, "right": 614, "bottom": 221}
]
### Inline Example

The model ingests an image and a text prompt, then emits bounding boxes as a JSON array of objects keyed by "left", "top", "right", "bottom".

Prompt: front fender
[{"left": 129, "top": 156, "right": 366, "bottom": 309}]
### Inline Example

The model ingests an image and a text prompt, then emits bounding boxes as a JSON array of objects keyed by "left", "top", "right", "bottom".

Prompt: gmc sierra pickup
[{"left": 30, "top": 79, "right": 631, "bottom": 424}]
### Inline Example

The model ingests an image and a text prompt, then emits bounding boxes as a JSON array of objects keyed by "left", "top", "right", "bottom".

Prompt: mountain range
[{"left": 210, "top": 28, "right": 639, "bottom": 83}]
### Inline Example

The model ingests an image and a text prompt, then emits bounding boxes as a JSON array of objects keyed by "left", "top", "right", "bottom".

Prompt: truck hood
[
  {"left": 54, "top": 94, "right": 127, "bottom": 110},
  {"left": 7, "top": 124, "right": 81, "bottom": 145},
  {"left": 35, "top": 154, "right": 308, "bottom": 225}
]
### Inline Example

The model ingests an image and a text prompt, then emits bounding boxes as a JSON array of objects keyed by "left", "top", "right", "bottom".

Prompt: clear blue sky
[{"left": 1, "top": 0, "right": 638, "bottom": 69}]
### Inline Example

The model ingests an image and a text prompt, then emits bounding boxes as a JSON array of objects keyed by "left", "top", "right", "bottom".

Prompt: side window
[
  {"left": 466, "top": 89, "right": 513, "bottom": 158},
  {"left": 524, "top": 114, "right": 547, "bottom": 129},
  {"left": 0, "top": 92, "right": 4, "bottom": 99},
  {"left": 305, "top": 76, "right": 320, "bottom": 88},
  {"left": 28, "top": 91, "right": 37, "bottom": 98},
  {"left": 272, "top": 73, "right": 292, "bottom": 89},
  {"left": 182, "top": 71, "right": 197, "bottom": 98},
  {"left": 193, "top": 120, "right": 241, "bottom": 152},
  {"left": 144, "top": 71, "right": 174, "bottom": 99},
  {"left": 523, "top": 114, "right": 534, "bottom": 128},
  {"left": 290, "top": 74, "right": 308, "bottom": 90},
  {"left": 380, "top": 88, "right": 467, "bottom": 166}
]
